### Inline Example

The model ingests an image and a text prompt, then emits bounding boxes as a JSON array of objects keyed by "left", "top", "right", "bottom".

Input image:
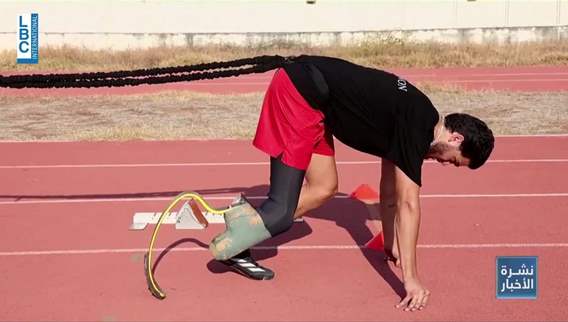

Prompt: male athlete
[{"left": 209, "top": 55, "right": 494, "bottom": 311}]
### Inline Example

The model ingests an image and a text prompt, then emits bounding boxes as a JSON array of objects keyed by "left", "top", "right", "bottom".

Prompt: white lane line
[
  {"left": 1, "top": 158, "right": 568, "bottom": 169},
  {"left": 420, "top": 193, "right": 568, "bottom": 198},
  {"left": 1, "top": 192, "right": 567, "bottom": 205},
  {"left": 0, "top": 133, "right": 568, "bottom": 144},
  {"left": 483, "top": 159, "right": 568, "bottom": 163},
  {"left": 497, "top": 133, "right": 568, "bottom": 137},
  {"left": 0, "top": 133, "right": 566, "bottom": 144},
  {"left": 417, "top": 243, "right": 568, "bottom": 248},
  {"left": 426, "top": 78, "right": 568, "bottom": 83},
  {"left": 184, "top": 82, "right": 269, "bottom": 86},
  {"left": 1, "top": 243, "right": 567, "bottom": 257},
  {"left": 409, "top": 72, "right": 568, "bottom": 77},
  {"left": 0, "top": 161, "right": 272, "bottom": 169}
]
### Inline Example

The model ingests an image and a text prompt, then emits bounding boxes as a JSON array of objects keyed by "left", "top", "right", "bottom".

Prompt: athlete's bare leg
[{"left": 294, "top": 153, "right": 338, "bottom": 219}]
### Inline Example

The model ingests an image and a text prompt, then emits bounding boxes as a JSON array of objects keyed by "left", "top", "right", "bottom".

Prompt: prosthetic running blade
[
  {"left": 143, "top": 193, "right": 229, "bottom": 300},
  {"left": 144, "top": 252, "right": 166, "bottom": 300}
]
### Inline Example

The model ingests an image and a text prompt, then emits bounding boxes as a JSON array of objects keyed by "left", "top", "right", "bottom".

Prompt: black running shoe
[{"left": 220, "top": 249, "right": 275, "bottom": 280}]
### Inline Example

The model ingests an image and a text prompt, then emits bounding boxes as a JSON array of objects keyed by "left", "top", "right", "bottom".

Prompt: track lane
[
  {"left": 0, "top": 247, "right": 565, "bottom": 321},
  {"left": 1, "top": 136, "right": 568, "bottom": 166},
  {"left": 0, "top": 137, "right": 566, "bottom": 321},
  {"left": 0, "top": 196, "right": 566, "bottom": 254},
  {"left": 1, "top": 161, "right": 567, "bottom": 198}
]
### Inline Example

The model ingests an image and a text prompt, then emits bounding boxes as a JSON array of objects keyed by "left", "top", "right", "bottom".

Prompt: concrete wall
[{"left": 0, "top": 0, "right": 567, "bottom": 49}]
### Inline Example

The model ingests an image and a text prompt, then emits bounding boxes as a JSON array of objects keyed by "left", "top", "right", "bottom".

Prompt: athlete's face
[{"left": 426, "top": 132, "right": 471, "bottom": 167}]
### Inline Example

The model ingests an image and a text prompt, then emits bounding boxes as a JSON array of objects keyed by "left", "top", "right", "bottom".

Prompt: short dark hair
[{"left": 444, "top": 113, "right": 494, "bottom": 169}]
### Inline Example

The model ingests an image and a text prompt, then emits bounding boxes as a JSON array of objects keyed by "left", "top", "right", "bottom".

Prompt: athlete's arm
[
  {"left": 393, "top": 165, "right": 430, "bottom": 311},
  {"left": 379, "top": 159, "right": 400, "bottom": 266}
]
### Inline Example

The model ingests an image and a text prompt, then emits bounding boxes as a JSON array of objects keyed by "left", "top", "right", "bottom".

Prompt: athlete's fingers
[
  {"left": 406, "top": 295, "right": 420, "bottom": 311},
  {"left": 418, "top": 293, "right": 430, "bottom": 310},
  {"left": 419, "top": 290, "right": 430, "bottom": 309},
  {"left": 396, "top": 295, "right": 411, "bottom": 309}
]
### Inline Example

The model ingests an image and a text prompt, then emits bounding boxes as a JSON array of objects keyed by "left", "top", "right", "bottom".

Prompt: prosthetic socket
[
  {"left": 209, "top": 195, "right": 272, "bottom": 261},
  {"left": 210, "top": 157, "right": 305, "bottom": 260}
]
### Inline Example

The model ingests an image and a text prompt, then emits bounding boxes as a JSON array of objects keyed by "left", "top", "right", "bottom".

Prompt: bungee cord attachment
[{"left": 0, "top": 55, "right": 295, "bottom": 88}]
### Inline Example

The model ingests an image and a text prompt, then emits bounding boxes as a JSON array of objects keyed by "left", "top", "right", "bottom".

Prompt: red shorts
[{"left": 253, "top": 69, "right": 334, "bottom": 170}]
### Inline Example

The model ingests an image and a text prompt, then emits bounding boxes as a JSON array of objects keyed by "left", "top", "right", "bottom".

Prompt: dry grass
[
  {"left": 424, "top": 88, "right": 568, "bottom": 135},
  {"left": 1, "top": 39, "right": 567, "bottom": 72},
  {"left": 0, "top": 88, "right": 566, "bottom": 141},
  {"left": 0, "top": 92, "right": 262, "bottom": 141}
]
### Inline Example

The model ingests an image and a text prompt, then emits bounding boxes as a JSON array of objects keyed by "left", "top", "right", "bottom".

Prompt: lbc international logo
[
  {"left": 496, "top": 256, "right": 537, "bottom": 299},
  {"left": 17, "top": 13, "right": 39, "bottom": 64}
]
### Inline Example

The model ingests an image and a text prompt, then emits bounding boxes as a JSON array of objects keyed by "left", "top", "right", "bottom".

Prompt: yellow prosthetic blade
[{"left": 144, "top": 192, "right": 229, "bottom": 300}]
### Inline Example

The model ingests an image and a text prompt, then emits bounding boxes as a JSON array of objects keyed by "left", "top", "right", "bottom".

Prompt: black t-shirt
[{"left": 283, "top": 55, "right": 439, "bottom": 186}]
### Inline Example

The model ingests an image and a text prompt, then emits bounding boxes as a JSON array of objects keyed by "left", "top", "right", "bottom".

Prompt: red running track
[
  {"left": 0, "top": 135, "right": 567, "bottom": 321},
  {"left": 1, "top": 66, "right": 567, "bottom": 96}
]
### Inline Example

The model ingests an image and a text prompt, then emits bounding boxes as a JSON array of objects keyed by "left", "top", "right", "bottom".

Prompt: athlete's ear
[{"left": 448, "top": 132, "right": 464, "bottom": 146}]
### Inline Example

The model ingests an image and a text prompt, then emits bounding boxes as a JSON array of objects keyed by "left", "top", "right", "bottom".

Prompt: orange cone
[
  {"left": 349, "top": 184, "right": 379, "bottom": 202},
  {"left": 366, "top": 232, "right": 385, "bottom": 251}
]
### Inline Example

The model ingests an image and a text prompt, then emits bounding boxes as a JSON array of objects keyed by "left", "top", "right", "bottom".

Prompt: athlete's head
[{"left": 427, "top": 113, "right": 494, "bottom": 168}]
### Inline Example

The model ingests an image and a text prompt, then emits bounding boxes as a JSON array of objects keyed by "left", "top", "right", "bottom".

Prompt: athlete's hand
[
  {"left": 384, "top": 248, "right": 401, "bottom": 268},
  {"left": 396, "top": 278, "right": 430, "bottom": 312}
]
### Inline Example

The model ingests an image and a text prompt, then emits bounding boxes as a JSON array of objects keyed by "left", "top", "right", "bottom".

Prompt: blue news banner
[{"left": 496, "top": 256, "right": 537, "bottom": 299}]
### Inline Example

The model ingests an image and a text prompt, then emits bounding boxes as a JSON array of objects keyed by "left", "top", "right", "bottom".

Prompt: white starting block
[
  {"left": 129, "top": 200, "right": 223, "bottom": 230},
  {"left": 129, "top": 199, "right": 305, "bottom": 231}
]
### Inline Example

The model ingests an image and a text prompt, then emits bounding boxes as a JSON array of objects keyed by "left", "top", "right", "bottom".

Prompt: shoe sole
[{"left": 220, "top": 260, "right": 275, "bottom": 280}]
